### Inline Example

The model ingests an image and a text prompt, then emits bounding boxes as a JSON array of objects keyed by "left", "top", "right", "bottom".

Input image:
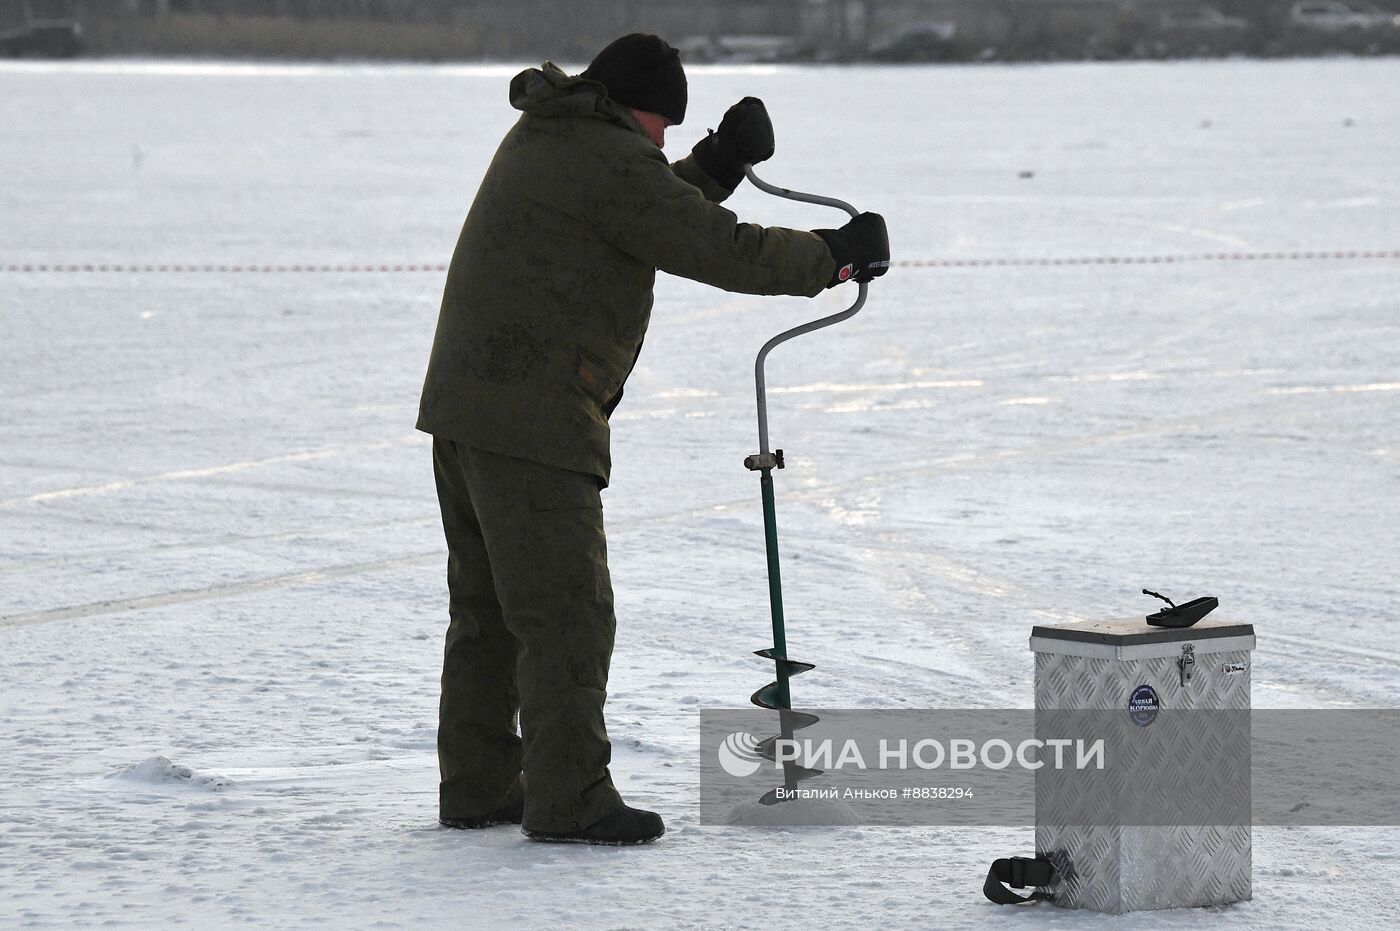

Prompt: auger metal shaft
[
  {"left": 758, "top": 469, "right": 798, "bottom": 796},
  {"left": 759, "top": 472, "right": 788, "bottom": 702}
]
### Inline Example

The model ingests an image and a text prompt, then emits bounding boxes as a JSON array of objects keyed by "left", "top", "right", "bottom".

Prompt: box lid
[{"left": 1030, "top": 617, "right": 1255, "bottom": 660}]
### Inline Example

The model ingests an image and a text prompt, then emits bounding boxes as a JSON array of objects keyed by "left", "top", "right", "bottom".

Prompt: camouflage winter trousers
[{"left": 431, "top": 437, "right": 623, "bottom": 833}]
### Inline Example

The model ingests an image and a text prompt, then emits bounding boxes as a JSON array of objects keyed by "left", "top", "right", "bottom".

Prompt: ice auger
[{"left": 742, "top": 164, "right": 871, "bottom": 804}]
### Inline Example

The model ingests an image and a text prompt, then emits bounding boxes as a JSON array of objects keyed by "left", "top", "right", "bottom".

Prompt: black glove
[
  {"left": 690, "top": 96, "right": 775, "bottom": 190},
  {"left": 814, "top": 213, "right": 890, "bottom": 288}
]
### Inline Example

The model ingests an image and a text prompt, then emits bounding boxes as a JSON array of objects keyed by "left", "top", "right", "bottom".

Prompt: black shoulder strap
[{"left": 983, "top": 856, "right": 1057, "bottom": 905}]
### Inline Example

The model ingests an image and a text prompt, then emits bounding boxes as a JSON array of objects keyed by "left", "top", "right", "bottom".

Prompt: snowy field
[{"left": 2, "top": 57, "right": 1398, "bottom": 928}]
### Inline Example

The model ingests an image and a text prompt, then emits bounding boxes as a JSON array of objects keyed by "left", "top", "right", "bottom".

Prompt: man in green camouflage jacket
[{"left": 418, "top": 33, "right": 889, "bottom": 845}]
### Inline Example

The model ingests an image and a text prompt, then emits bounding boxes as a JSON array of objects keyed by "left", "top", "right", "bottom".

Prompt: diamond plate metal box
[{"left": 1030, "top": 617, "right": 1256, "bottom": 914}]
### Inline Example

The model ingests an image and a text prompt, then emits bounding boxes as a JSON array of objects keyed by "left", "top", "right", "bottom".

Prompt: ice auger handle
[{"left": 744, "top": 164, "right": 869, "bottom": 456}]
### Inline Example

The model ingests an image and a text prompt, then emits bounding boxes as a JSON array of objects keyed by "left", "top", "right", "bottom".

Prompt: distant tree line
[
  {"left": 35, "top": 0, "right": 806, "bottom": 60},
  {"left": 3, "top": 0, "right": 1399, "bottom": 60}
]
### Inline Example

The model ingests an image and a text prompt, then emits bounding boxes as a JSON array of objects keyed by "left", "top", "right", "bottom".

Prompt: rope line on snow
[
  {"left": 896, "top": 249, "right": 1400, "bottom": 267},
  {"left": 0, "top": 263, "right": 450, "bottom": 274},
  {"left": 2, "top": 250, "right": 1398, "bottom": 274}
]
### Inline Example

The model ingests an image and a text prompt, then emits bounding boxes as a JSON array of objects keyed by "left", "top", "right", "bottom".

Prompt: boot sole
[
  {"left": 521, "top": 828, "right": 664, "bottom": 846},
  {"left": 440, "top": 818, "right": 521, "bottom": 829}
]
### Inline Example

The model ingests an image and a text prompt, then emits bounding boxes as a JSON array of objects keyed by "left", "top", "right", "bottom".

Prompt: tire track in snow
[
  {"left": 0, "top": 434, "right": 428, "bottom": 510},
  {"left": 0, "top": 368, "right": 1357, "bottom": 511},
  {"left": 1262, "top": 630, "right": 1400, "bottom": 668},
  {"left": 3, "top": 381, "right": 1390, "bottom": 631},
  {"left": 0, "top": 515, "right": 439, "bottom": 575},
  {"left": 0, "top": 552, "right": 439, "bottom": 630},
  {"left": 0, "top": 415, "right": 1227, "bottom": 629}
]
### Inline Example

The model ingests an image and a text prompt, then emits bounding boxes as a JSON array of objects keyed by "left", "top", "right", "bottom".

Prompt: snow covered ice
[{"left": 2, "top": 57, "right": 1399, "bottom": 927}]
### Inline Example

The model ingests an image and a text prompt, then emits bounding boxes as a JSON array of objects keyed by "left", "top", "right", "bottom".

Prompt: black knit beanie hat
[{"left": 580, "top": 33, "right": 687, "bottom": 126}]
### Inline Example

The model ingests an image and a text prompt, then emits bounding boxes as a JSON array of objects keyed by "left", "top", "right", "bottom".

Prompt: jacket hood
[{"left": 509, "top": 62, "right": 643, "bottom": 136}]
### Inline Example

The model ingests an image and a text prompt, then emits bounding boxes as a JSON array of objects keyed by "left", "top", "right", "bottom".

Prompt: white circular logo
[{"left": 717, "top": 732, "right": 764, "bottom": 778}]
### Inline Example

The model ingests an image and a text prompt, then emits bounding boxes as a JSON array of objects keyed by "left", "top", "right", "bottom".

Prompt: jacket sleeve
[
  {"left": 591, "top": 144, "right": 834, "bottom": 298},
  {"left": 671, "top": 153, "right": 733, "bottom": 204}
]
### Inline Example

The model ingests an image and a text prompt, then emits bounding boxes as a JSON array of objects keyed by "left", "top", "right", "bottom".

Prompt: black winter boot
[{"left": 522, "top": 805, "right": 665, "bottom": 846}]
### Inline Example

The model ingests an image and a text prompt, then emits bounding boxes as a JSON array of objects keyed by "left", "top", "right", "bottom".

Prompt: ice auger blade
[
  {"left": 753, "top": 648, "right": 815, "bottom": 675},
  {"left": 750, "top": 650, "right": 817, "bottom": 721},
  {"left": 748, "top": 704, "right": 820, "bottom": 733}
]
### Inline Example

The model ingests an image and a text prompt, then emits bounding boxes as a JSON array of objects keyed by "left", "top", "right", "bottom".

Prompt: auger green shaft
[
  {"left": 759, "top": 470, "right": 789, "bottom": 704},
  {"left": 744, "top": 164, "right": 869, "bottom": 797}
]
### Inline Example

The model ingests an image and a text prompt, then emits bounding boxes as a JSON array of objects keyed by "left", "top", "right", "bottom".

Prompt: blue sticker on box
[{"left": 1128, "top": 684, "right": 1159, "bottom": 726}]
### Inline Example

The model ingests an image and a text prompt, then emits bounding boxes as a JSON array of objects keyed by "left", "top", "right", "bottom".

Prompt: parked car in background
[
  {"left": 867, "top": 21, "right": 959, "bottom": 62},
  {"left": 1160, "top": 4, "right": 1251, "bottom": 32},
  {"left": 1289, "top": 0, "right": 1400, "bottom": 31},
  {"left": 676, "top": 34, "right": 798, "bottom": 64},
  {"left": 1344, "top": 2, "right": 1400, "bottom": 27},
  {"left": 1131, "top": 3, "right": 1254, "bottom": 57},
  {"left": 0, "top": 17, "right": 82, "bottom": 58}
]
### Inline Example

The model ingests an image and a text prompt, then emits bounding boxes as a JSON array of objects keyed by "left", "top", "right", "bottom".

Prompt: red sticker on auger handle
[{"left": 837, "top": 262, "right": 855, "bottom": 281}]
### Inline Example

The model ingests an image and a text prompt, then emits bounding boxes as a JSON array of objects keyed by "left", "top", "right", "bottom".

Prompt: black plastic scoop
[{"left": 1142, "top": 589, "right": 1218, "bottom": 628}]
